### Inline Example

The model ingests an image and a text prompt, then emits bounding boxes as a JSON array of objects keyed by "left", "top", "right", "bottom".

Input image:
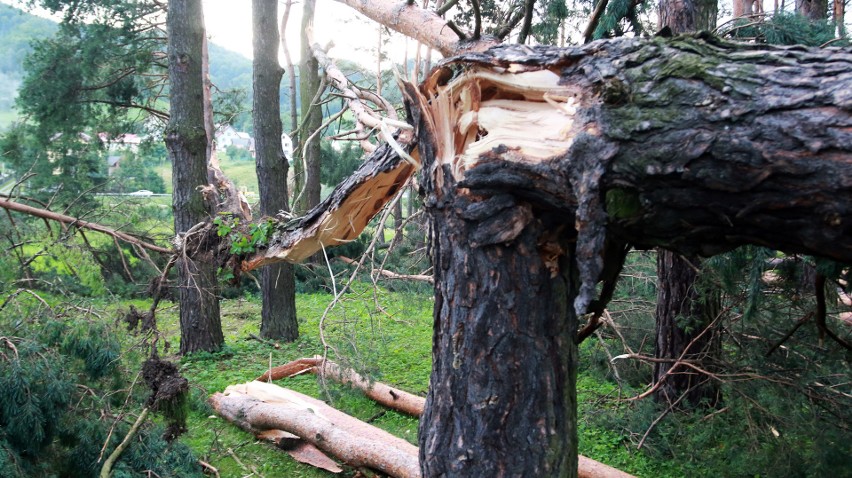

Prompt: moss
[
  {"left": 656, "top": 52, "right": 726, "bottom": 91},
  {"left": 605, "top": 188, "right": 643, "bottom": 220}
]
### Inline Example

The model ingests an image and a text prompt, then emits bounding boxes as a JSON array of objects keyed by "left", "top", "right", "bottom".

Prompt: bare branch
[{"left": 0, "top": 198, "right": 171, "bottom": 254}]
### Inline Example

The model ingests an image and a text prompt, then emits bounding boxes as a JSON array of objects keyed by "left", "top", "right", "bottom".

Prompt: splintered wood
[{"left": 420, "top": 64, "right": 581, "bottom": 186}]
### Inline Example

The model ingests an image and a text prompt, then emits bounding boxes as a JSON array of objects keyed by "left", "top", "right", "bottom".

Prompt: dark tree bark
[
  {"left": 252, "top": 0, "right": 298, "bottom": 342},
  {"left": 410, "top": 37, "right": 852, "bottom": 477},
  {"left": 654, "top": 0, "right": 720, "bottom": 407},
  {"left": 165, "top": 0, "right": 223, "bottom": 354},
  {"left": 297, "top": 0, "right": 322, "bottom": 214},
  {"left": 796, "top": 0, "right": 828, "bottom": 19},
  {"left": 653, "top": 253, "right": 721, "bottom": 405},
  {"left": 418, "top": 184, "right": 579, "bottom": 476},
  {"left": 658, "top": 0, "right": 717, "bottom": 32},
  {"left": 242, "top": 36, "right": 852, "bottom": 476}
]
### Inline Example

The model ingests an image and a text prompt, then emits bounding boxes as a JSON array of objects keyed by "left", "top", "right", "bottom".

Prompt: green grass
[
  {"left": 146, "top": 287, "right": 432, "bottom": 477},
  {"left": 155, "top": 155, "right": 259, "bottom": 196}
]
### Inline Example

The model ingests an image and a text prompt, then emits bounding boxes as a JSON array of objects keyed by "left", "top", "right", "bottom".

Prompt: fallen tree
[
  {"left": 233, "top": 33, "right": 850, "bottom": 477},
  {"left": 210, "top": 381, "right": 421, "bottom": 478}
]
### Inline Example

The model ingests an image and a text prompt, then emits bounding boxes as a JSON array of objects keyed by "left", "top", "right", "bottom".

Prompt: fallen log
[
  {"left": 257, "top": 357, "right": 426, "bottom": 417},
  {"left": 256, "top": 358, "right": 636, "bottom": 478},
  {"left": 210, "top": 381, "right": 421, "bottom": 478}
]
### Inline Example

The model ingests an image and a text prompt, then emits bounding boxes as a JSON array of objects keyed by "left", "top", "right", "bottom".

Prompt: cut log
[
  {"left": 256, "top": 358, "right": 636, "bottom": 478},
  {"left": 257, "top": 357, "right": 426, "bottom": 418},
  {"left": 210, "top": 381, "right": 421, "bottom": 478}
]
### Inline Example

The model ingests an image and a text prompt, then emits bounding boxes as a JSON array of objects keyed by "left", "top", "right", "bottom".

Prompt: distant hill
[
  {"left": 0, "top": 4, "right": 264, "bottom": 129},
  {"left": 0, "top": 3, "right": 56, "bottom": 116}
]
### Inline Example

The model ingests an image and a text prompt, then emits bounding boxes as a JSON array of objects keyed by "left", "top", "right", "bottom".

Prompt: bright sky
[
  {"left": 0, "top": 0, "right": 416, "bottom": 69},
  {"left": 203, "top": 0, "right": 394, "bottom": 65}
]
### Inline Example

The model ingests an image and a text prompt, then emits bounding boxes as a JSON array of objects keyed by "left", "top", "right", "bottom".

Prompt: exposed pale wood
[
  {"left": 210, "top": 381, "right": 420, "bottom": 478},
  {"left": 242, "top": 137, "right": 418, "bottom": 269},
  {"left": 255, "top": 429, "right": 343, "bottom": 473}
]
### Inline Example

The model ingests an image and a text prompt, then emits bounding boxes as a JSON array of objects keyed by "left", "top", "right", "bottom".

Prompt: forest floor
[{"left": 118, "top": 284, "right": 684, "bottom": 477}]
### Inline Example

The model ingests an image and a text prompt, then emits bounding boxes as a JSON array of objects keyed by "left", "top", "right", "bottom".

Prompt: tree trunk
[
  {"left": 298, "top": 0, "right": 322, "bottom": 215},
  {"left": 253, "top": 0, "right": 298, "bottom": 342},
  {"left": 419, "top": 178, "right": 579, "bottom": 476},
  {"left": 658, "top": 0, "right": 717, "bottom": 32},
  {"left": 796, "top": 0, "right": 828, "bottom": 19},
  {"left": 242, "top": 36, "right": 852, "bottom": 476},
  {"left": 210, "top": 381, "right": 421, "bottom": 478},
  {"left": 165, "top": 0, "right": 222, "bottom": 354},
  {"left": 653, "top": 252, "right": 721, "bottom": 405}
]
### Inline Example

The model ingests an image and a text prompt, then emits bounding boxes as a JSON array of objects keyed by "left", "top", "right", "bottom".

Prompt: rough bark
[
  {"left": 253, "top": 0, "right": 298, "bottom": 342},
  {"left": 297, "top": 0, "right": 322, "bottom": 215},
  {"left": 239, "top": 36, "right": 852, "bottom": 476},
  {"left": 165, "top": 0, "right": 223, "bottom": 354},
  {"left": 210, "top": 381, "right": 421, "bottom": 478},
  {"left": 411, "top": 37, "right": 851, "bottom": 476},
  {"left": 654, "top": 0, "right": 719, "bottom": 408},
  {"left": 796, "top": 0, "right": 829, "bottom": 19},
  {"left": 658, "top": 0, "right": 717, "bottom": 32},
  {"left": 653, "top": 253, "right": 721, "bottom": 405}
]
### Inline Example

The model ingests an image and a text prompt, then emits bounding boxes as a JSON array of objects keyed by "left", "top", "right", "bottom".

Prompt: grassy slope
[{"left": 155, "top": 156, "right": 259, "bottom": 196}]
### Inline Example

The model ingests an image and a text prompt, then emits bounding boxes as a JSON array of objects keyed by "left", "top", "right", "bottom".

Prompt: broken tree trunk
[
  {"left": 238, "top": 35, "right": 851, "bottom": 477},
  {"left": 409, "top": 36, "right": 851, "bottom": 476},
  {"left": 210, "top": 381, "right": 421, "bottom": 478}
]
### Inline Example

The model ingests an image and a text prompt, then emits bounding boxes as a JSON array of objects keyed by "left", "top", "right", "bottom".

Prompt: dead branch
[
  {"left": 337, "top": 256, "right": 434, "bottom": 283},
  {"left": 255, "top": 358, "right": 636, "bottom": 478},
  {"left": 331, "top": 0, "right": 498, "bottom": 56},
  {"left": 99, "top": 407, "right": 150, "bottom": 478},
  {"left": 0, "top": 197, "right": 171, "bottom": 254}
]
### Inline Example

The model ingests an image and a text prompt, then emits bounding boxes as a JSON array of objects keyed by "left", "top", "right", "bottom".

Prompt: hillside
[
  {"left": 0, "top": 3, "right": 56, "bottom": 120},
  {"left": 0, "top": 3, "right": 264, "bottom": 130}
]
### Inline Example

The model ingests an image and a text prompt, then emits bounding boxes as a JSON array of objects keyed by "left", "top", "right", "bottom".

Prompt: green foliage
[
  {"left": 214, "top": 214, "right": 276, "bottom": 255},
  {"left": 730, "top": 12, "right": 842, "bottom": 46},
  {"left": 109, "top": 151, "right": 167, "bottom": 194},
  {"left": 321, "top": 140, "right": 363, "bottom": 186},
  {"left": 0, "top": 122, "right": 107, "bottom": 210},
  {"left": 0, "top": 297, "right": 200, "bottom": 477},
  {"left": 592, "top": 0, "right": 649, "bottom": 40}
]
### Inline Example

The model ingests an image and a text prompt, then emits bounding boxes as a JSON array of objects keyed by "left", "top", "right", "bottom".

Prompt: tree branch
[
  {"left": 0, "top": 198, "right": 171, "bottom": 254},
  {"left": 331, "top": 0, "right": 498, "bottom": 56}
]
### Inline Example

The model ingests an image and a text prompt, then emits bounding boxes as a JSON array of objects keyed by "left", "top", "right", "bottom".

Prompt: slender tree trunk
[
  {"left": 652, "top": 0, "right": 719, "bottom": 407},
  {"left": 653, "top": 253, "right": 721, "bottom": 406},
  {"left": 298, "top": 0, "right": 322, "bottom": 214},
  {"left": 253, "top": 0, "right": 298, "bottom": 341},
  {"left": 165, "top": 0, "right": 223, "bottom": 354},
  {"left": 658, "top": 0, "right": 717, "bottom": 31}
]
